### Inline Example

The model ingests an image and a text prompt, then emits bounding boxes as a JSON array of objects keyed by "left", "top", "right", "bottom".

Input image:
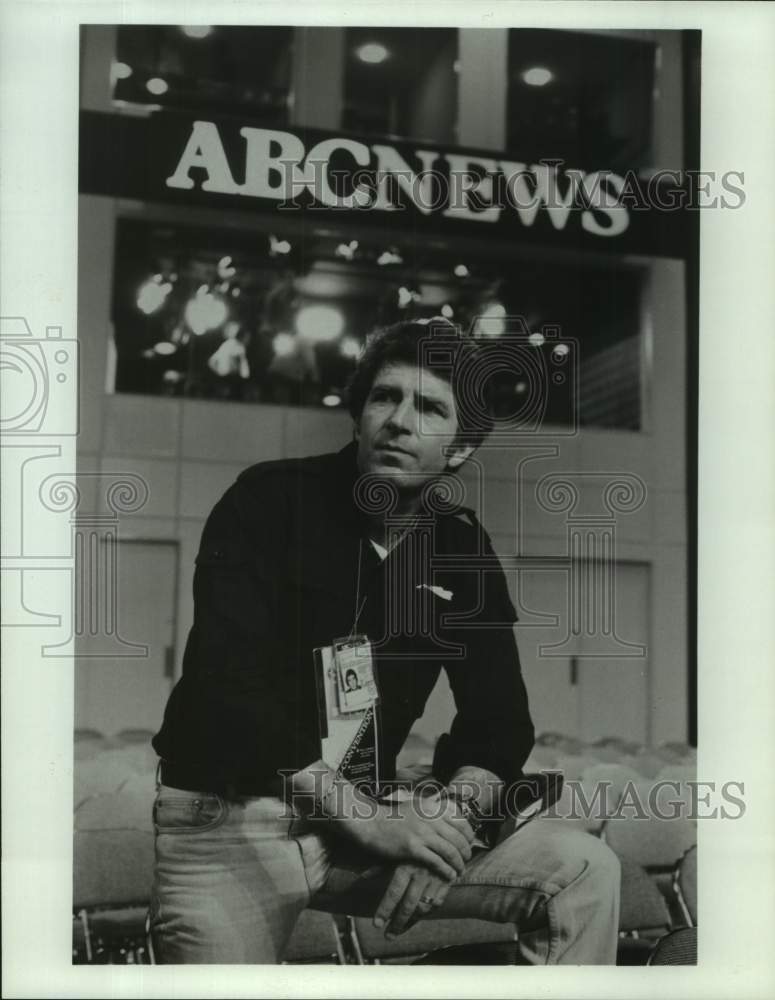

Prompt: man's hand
[
  {"left": 290, "top": 764, "right": 475, "bottom": 881},
  {"left": 373, "top": 863, "right": 453, "bottom": 937},
  {"left": 351, "top": 795, "right": 475, "bottom": 881}
]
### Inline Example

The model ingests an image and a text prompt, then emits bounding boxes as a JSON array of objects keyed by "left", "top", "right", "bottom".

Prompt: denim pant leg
[
  {"left": 309, "top": 816, "right": 620, "bottom": 965},
  {"left": 436, "top": 818, "right": 621, "bottom": 964},
  {"left": 150, "top": 787, "right": 313, "bottom": 964}
]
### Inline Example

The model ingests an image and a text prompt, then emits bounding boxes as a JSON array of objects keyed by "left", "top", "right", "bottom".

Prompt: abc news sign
[{"left": 79, "top": 110, "right": 691, "bottom": 257}]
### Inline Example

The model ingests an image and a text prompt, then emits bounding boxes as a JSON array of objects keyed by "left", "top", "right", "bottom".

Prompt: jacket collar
[{"left": 289, "top": 440, "right": 470, "bottom": 597}]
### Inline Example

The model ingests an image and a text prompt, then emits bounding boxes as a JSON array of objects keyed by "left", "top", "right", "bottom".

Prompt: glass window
[
  {"left": 111, "top": 217, "right": 645, "bottom": 431},
  {"left": 342, "top": 27, "right": 458, "bottom": 144},
  {"left": 507, "top": 30, "right": 656, "bottom": 172},
  {"left": 113, "top": 25, "right": 293, "bottom": 122}
]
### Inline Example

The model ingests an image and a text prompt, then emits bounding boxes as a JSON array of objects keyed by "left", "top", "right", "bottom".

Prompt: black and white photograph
[{"left": 1, "top": 2, "right": 774, "bottom": 997}]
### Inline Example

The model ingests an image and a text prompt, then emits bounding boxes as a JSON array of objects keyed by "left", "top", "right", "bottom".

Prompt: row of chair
[
  {"left": 73, "top": 833, "right": 697, "bottom": 964},
  {"left": 73, "top": 730, "right": 697, "bottom": 964}
]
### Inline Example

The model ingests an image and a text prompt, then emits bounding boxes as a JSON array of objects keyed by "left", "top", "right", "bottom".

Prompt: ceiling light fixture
[
  {"left": 181, "top": 26, "right": 213, "bottom": 39},
  {"left": 136, "top": 275, "right": 172, "bottom": 315},
  {"left": 269, "top": 235, "right": 291, "bottom": 256},
  {"left": 112, "top": 61, "right": 133, "bottom": 82},
  {"left": 356, "top": 43, "right": 389, "bottom": 65},
  {"left": 146, "top": 77, "right": 169, "bottom": 96},
  {"left": 474, "top": 302, "right": 506, "bottom": 338},
  {"left": 377, "top": 250, "right": 403, "bottom": 266},
  {"left": 272, "top": 332, "right": 296, "bottom": 357},
  {"left": 295, "top": 304, "right": 345, "bottom": 342},
  {"left": 522, "top": 67, "right": 553, "bottom": 87}
]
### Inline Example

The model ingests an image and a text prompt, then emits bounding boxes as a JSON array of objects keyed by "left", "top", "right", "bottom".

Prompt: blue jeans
[{"left": 149, "top": 784, "right": 620, "bottom": 964}]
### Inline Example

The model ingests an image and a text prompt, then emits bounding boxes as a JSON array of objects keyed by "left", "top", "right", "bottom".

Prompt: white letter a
[{"left": 166, "top": 121, "right": 242, "bottom": 194}]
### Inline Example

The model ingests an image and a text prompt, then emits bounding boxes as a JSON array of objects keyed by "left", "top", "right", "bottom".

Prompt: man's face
[{"left": 354, "top": 362, "right": 473, "bottom": 490}]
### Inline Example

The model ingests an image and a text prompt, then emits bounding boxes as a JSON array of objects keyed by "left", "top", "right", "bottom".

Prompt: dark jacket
[{"left": 152, "top": 442, "right": 534, "bottom": 793}]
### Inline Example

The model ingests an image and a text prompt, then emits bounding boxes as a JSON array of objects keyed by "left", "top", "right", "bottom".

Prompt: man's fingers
[
  {"left": 444, "top": 811, "right": 477, "bottom": 842},
  {"left": 423, "top": 794, "right": 477, "bottom": 844},
  {"left": 438, "top": 820, "right": 474, "bottom": 860},
  {"left": 416, "top": 875, "right": 449, "bottom": 913},
  {"left": 414, "top": 845, "right": 457, "bottom": 882},
  {"left": 388, "top": 874, "right": 451, "bottom": 937},
  {"left": 432, "top": 879, "right": 452, "bottom": 908},
  {"left": 373, "top": 866, "right": 413, "bottom": 928},
  {"left": 387, "top": 874, "right": 431, "bottom": 935},
  {"left": 426, "top": 832, "right": 466, "bottom": 875}
]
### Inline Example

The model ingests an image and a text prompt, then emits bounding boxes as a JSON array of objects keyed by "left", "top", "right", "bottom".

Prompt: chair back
[
  {"left": 648, "top": 927, "right": 697, "bottom": 965},
  {"left": 617, "top": 857, "right": 672, "bottom": 936},
  {"left": 674, "top": 844, "right": 697, "bottom": 926}
]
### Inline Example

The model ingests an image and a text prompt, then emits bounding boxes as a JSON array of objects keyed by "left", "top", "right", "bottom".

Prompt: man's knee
[
  {"left": 500, "top": 820, "right": 620, "bottom": 893},
  {"left": 575, "top": 830, "right": 620, "bottom": 892}
]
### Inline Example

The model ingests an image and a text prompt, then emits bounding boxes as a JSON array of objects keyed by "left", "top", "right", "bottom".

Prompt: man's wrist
[
  {"left": 442, "top": 787, "right": 486, "bottom": 837},
  {"left": 446, "top": 765, "right": 503, "bottom": 817},
  {"left": 444, "top": 766, "right": 505, "bottom": 843}
]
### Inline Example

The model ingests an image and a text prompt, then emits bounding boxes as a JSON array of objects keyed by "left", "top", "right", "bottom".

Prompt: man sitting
[{"left": 150, "top": 319, "right": 620, "bottom": 963}]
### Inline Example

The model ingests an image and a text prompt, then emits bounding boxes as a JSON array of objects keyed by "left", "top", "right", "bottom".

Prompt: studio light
[
  {"left": 295, "top": 304, "right": 345, "bottom": 343},
  {"left": 136, "top": 275, "right": 172, "bottom": 315},
  {"left": 340, "top": 336, "right": 361, "bottom": 360},
  {"left": 153, "top": 342, "right": 177, "bottom": 356},
  {"left": 335, "top": 241, "right": 359, "bottom": 261},
  {"left": 112, "top": 61, "right": 133, "bottom": 82},
  {"left": 184, "top": 287, "right": 228, "bottom": 336},
  {"left": 272, "top": 332, "right": 296, "bottom": 357},
  {"left": 398, "top": 286, "right": 421, "bottom": 309},
  {"left": 217, "top": 256, "right": 236, "bottom": 278},
  {"left": 475, "top": 302, "right": 506, "bottom": 338},
  {"left": 522, "top": 67, "right": 553, "bottom": 87},
  {"left": 377, "top": 250, "right": 403, "bottom": 266},
  {"left": 356, "top": 43, "right": 389, "bottom": 65},
  {"left": 181, "top": 26, "right": 213, "bottom": 39},
  {"left": 146, "top": 77, "right": 169, "bottom": 96},
  {"left": 269, "top": 235, "right": 292, "bottom": 256}
]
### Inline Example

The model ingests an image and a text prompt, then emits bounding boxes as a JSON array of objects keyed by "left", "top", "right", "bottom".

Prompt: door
[
  {"left": 74, "top": 540, "right": 177, "bottom": 737},
  {"left": 577, "top": 562, "right": 650, "bottom": 743},
  {"left": 518, "top": 561, "right": 650, "bottom": 744},
  {"left": 516, "top": 567, "right": 581, "bottom": 737}
]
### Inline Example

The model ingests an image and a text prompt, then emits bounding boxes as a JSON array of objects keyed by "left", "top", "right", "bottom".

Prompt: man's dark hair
[{"left": 346, "top": 319, "right": 495, "bottom": 449}]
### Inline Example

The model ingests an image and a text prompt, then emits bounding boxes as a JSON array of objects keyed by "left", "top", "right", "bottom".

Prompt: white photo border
[{"left": 1, "top": 1, "right": 774, "bottom": 997}]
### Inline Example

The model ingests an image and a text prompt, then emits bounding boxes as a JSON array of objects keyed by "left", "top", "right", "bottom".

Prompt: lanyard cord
[
  {"left": 348, "top": 539, "right": 367, "bottom": 640},
  {"left": 349, "top": 514, "right": 420, "bottom": 640}
]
